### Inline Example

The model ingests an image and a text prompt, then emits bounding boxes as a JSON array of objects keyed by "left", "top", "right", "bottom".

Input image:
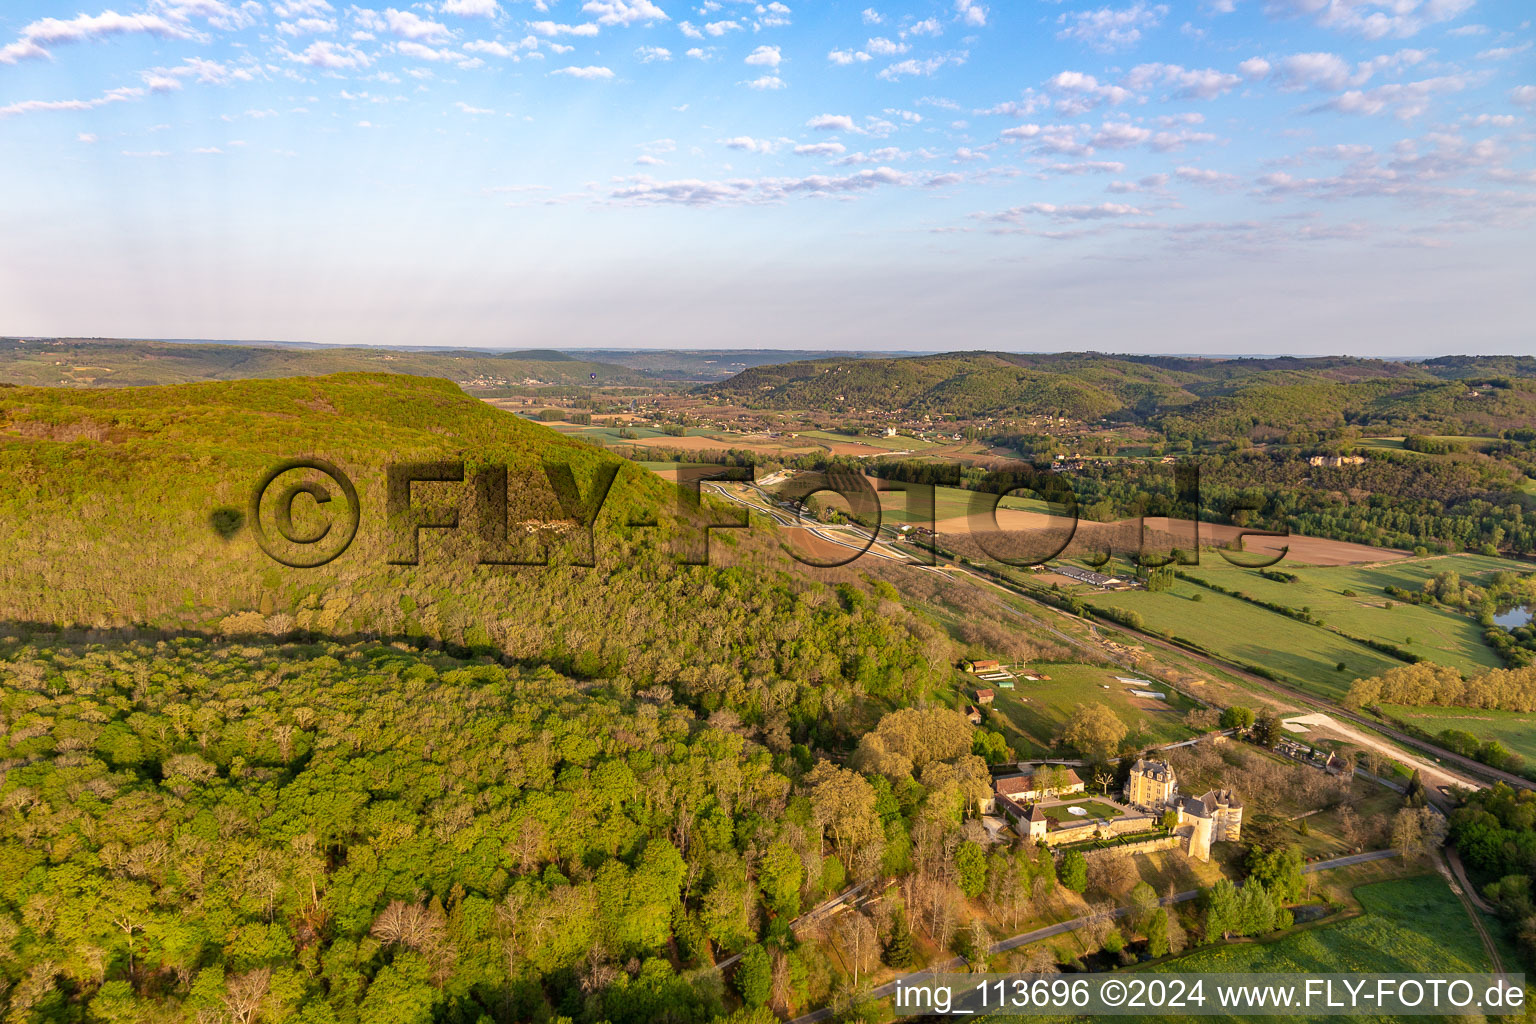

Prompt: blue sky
[{"left": 0, "top": 0, "right": 1532, "bottom": 353}]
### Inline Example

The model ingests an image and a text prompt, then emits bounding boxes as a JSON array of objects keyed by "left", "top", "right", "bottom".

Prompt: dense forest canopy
[{"left": 0, "top": 636, "right": 820, "bottom": 1023}]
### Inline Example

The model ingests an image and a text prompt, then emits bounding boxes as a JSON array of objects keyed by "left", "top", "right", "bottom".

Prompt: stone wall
[{"left": 1078, "top": 835, "right": 1181, "bottom": 861}]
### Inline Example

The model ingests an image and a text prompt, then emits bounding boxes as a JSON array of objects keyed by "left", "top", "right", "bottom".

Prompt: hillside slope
[
  {"left": 0, "top": 337, "right": 652, "bottom": 388},
  {"left": 696, "top": 352, "right": 1536, "bottom": 436},
  {"left": 0, "top": 373, "right": 940, "bottom": 718}
]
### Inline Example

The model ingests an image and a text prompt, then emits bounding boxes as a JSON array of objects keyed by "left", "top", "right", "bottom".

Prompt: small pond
[{"left": 1493, "top": 605, "right": 1533, "bottom": 629}]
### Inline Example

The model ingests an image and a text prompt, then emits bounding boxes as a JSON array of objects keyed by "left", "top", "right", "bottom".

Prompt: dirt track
[{"left": 1283, "top": 712, "right": 1481, "bottom": 794}]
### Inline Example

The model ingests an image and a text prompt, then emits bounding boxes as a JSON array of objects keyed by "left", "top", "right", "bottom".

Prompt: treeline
[
  {"left": 1345, "top": 662, "right": 1536, "bottom": 714},
  {"left": 1067, "top": 449, "right": 1536, "bottom": 556},
  {"left": 1448, "top": 785, "right": 1536, "bottom": 970}
]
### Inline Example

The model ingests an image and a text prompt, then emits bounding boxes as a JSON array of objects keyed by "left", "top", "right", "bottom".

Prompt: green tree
[
  {"left": 1062, "top": 704, "right": 1128, "bottom": 760},
  {"left": 1060, "top": 851, "right": 1088, "bottom": 895},
  {"left": 1146, "top": 909, "right": 1171, "bottom": 957},
  {"left": 735, "top": 944, "right": 772, "bottom": 1008},
  {"left": 884, "top": 913, "right": 915, "bottom": 969},
  {"left": 1220, "top": 706, "right": 1255, "bottom": 730},
  {"left": 1204, "top": 878, "right": 1240, "bottom": 940},
  {"left": 957, "top": 841, "right": 988, "bottom": 899},
  {"left": 1129, "top": 882, "right": 1159, "bottom": 932},
  {"left": 759, "top": 840, "right": 803, "bottom": 920}
]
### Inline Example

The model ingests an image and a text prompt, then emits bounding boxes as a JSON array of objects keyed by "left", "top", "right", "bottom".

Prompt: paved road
[{"left": 784, "top": 849, "right": 1402, "bottom": 1024}]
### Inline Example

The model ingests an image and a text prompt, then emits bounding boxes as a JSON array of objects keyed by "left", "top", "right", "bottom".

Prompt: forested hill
[
  {"left": 0, "top": 373, "right": 947, "bottom": 724},
  {"left": 695, "top": 352, "right": 1536, "bottom": 437},
  {"left": 0, "top": 337, "right": 652, "bottom": 387},
  {"left": 0, "top": 634, "right": 816, "bottom": 1024}
]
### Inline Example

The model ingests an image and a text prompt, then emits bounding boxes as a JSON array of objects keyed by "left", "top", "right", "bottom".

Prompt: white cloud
[
  {"left": 1271, "top": 51, "right": 1356, "bottom": 91},
  {"left": 635, "top": 153, "right": 665, "bottom": 165},
  {"left": 1043, "top": 160, "right": 1126, "bottom": 173},
  {"left": 1056, "top": 3, "right": 1168, "bottom": 53},
  {"left": 795, "top": 142, "right": 846, "bottom": 155},
  {"left": 609, "top": 166, "right": 912, "bottom": 206},
  {"left": 464, "top": 37, "right": 538, "bottom": 57},
  {"left": 0, "top": 85, "right": 145, "bottom": 119},
  {"left": 1264, "top": 0, "right": 1474, "bottom": 40},
  {"left": 551, "top": 64, "right": 615, "bottom": 78},
  {"left": 721, "top": 135, "right": 774, "bottom": 154},
  {"left": 1511, "top": 85, "right": 1536, "bottom": 108},
  {"left": 1, "top": 10, "right": 198, "bottom": 64},
  {"left": 757, "top": 3, "right": 792, "bottom": 29},
  {"left": 1091, "top": 121, "right": 1152, "bottom": 147},
  {"left": 1477, "top": 42, "right": 1531, "bottom": 62},
  {"left": 78, "top": 132, "right": 98, "bottom": 142},
  {"left": 878, "top": 53, "right": 966, "bottom": 80},
  {"left": 829, "top": 48, "right": 871, "bottom": 64},
  {"left": 1174, "top": 165, "right": 1238, "bottom": 184},
  {"left": 636, "top": 44, "right": 671, "bottom": 61},
  {"left": 277, "top": 17, "right": 338, "bottom": 35},
  {"left": 1046, "top": 71, "right": 1133, "bottom": 113},
  {"left": 1239, "top": 57, "right": 1271, "bottom": 78},
  {"left": 722, "top": 135, "right": 774, "bottom": 152},
  {"left": 866, "top": 36, "right": 907, "bottom": 55},
  {"left": 528, "top": 21, "right": 600, "bottom": 36},
  {"left": 862, "top": 7, "right": 883, "bottom": 24},
  {"left": 808, "top": 113, "right": 858, "bottom": 132},
  {"left": 744, "top": 74, "right": 785, "bottom": 89},
  {"left": 955, "top": 0, "right": 987, "bottom": 28},
  {"left": 984, "top": 201, "right": 1145, "bottom": 223},
  {"left": 289, "top": 39, "right": 371, "bottom": 69},
  {"left": 583, "top": 0, "right": 669, "bottom": 26},
  {"left": 442, "top": 0, "right": 499, "bottom": 15},
  {"left": 455, "top": 101, "right": 495, "bottom": 113},
  {"left": 1125, "top": 62, "right": 1241, "bottom": 99},
  {"left": 383, "top": 8, "right": 452, "bottom": 42},
  {"left": 273, "top": 0, "right": 334, "bottom": 15},
  {"left": 1317, "top": 75, "right": 1471, "bottom": 118},
  {"left": 908, "top": 17, "right": 943, "bottom": 36},
  {"left": 745, "top": 44, "right": 782, "bottom": 67}
]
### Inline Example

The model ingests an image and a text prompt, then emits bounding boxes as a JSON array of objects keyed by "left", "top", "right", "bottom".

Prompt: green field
[
  {"left": 881, "top": 483, "right": 1060, "bottom": 525},
  {"left": 1182, "top": 557, "right": 1510, "bottom": 676},
  {"left": 971, "top": 662, "right": 1200, "bottom": 758},
  {"left": 1089, "top": 581, "right": 1399, "bottom": 699},
  {"left": 1073, "top": 553, "right": 1528, "bottom": 697},
  {"left": 1381, "top": 704, "right": 1536, "bottom": 766},
  {"left": 1150, "top": 875, "right": 1491, "bottom": 975}
]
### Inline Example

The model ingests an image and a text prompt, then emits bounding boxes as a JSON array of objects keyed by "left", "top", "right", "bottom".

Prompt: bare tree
[{"left": 223, "top": 967, "right": 271, "bottom": 1024}]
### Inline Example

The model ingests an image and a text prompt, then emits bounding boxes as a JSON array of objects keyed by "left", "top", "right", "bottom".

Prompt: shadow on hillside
[{"left": 0, "top": 618, "right": 610, "bottom": 680}]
